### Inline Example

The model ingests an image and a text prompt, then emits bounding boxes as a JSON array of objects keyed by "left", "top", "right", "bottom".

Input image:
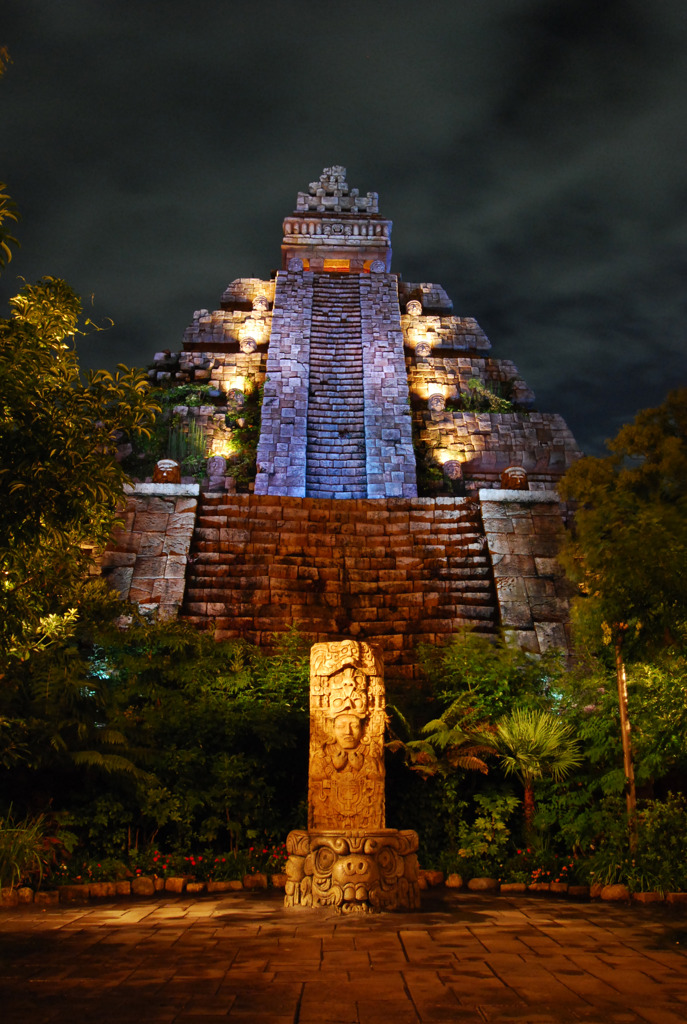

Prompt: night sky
[{"left": 2, "top": 1, "right": 686, "bottom": 454}]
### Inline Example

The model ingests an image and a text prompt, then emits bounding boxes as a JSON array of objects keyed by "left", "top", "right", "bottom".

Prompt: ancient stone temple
[
  {"left": 103, "top": 166, "right": 581, "bottom": 679},
  {"left": 284, "top": 640, "right": 420, "bottom": 912}
]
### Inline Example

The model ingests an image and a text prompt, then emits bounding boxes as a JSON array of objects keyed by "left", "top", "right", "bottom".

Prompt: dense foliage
[
  {"left": 0, "top": 277, "right": 159, "bottom": 667},
  {"left": 1, "top": 598, "right": 309, "bottom": 870},
  {"left": 559, "top": 387, "right": 687, "bottom": 658}
]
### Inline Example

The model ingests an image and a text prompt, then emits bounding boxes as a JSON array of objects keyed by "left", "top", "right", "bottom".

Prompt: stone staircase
[
  {"left": 181, "top": 493, "right": 499, "bottom": 682},
  {"left": 305, "top": 273, "right": 366, "bottom": 498}
]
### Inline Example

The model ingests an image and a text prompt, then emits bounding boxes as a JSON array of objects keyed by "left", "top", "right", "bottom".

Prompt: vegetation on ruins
[
  {"left": 121, "top": 375, "right": 263, "bottom": 490},
  {"left": 387, "top": 392, "right": 687, "bottom": 891},
  {"left": 412, "top": 378, "right": 518, "bottom": 496},
  {"left": 223, "top": 378, "right": 263, "bottom": 491},
  {"left": 448, "top": 377, "right": 514, "bottom": 414}
]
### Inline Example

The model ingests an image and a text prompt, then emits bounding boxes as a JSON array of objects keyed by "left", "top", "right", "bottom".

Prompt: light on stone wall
[
  {"left": 435, "top": 448, "right": 465, "bottom": 467},
  {"left": 240, "top": 320, "right": 266, "bottom": 346},
  {"left": 211, "top": 437, "right": 238, "bottom": 458}
]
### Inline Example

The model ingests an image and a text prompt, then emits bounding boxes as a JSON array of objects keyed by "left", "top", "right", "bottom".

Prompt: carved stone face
[
  {"left": 501, "top": 465, "right": 529, "bottom": 490},
  {"left": 333, "top": 714, "right": 363, "bottom": 750}
]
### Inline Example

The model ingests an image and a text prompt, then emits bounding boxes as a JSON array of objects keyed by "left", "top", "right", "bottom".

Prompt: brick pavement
[{"left": 0, "top": 890, "right": 685, "bottom": 1024}]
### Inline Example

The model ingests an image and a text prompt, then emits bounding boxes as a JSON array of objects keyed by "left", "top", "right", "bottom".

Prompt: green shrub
[
  {"left": 439, "top": 793, "right": 519, "bottom": 879},
  {"left": 586, "top": 793, "right": 687, "bottom": 892},
  {"left": 0, "top": 808, "right": 74, "bottom": 890}
]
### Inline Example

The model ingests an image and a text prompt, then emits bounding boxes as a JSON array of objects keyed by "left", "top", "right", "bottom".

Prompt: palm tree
[{"left": 492, "top": 709, "right": 582, "bottom": 834}]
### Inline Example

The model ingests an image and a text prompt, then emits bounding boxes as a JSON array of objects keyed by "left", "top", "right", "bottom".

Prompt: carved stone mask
[{"left": 333, "top": 714, "right": 364, "bottom": 750}]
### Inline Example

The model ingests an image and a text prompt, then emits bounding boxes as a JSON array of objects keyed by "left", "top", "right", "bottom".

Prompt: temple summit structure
[{"left": 103, "top": 167, "right": 581, "bottom": 680}]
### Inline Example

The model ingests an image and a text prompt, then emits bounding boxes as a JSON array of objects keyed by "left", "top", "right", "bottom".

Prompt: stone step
[
  {"left": 181, "top": 491, "right": 501, "bottom": 658},
  {"left": 306, "top": 272, "right": 366, "bottom": 499}
]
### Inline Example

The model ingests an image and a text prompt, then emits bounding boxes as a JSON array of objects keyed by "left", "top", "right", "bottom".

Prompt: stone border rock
[
  {"left": 419, "top": 870, "right": 682, "bottom": 905},
  {"left": 2, "top": 870, "right": 684, "bottom": 908},
  {"left": 0, "top": 872, "right": 288, "bottom": 907}
]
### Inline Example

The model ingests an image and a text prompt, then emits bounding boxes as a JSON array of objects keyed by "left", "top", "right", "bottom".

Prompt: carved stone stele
[{"left": 284, "top": 640, "right": 420, "bottom": 913}]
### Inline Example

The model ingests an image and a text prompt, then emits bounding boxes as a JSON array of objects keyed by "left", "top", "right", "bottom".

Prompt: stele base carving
[{"left": 284, "top": 639, "right": 420, "bottom": 913}]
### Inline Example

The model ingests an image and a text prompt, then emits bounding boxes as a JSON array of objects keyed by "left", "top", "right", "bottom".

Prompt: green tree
[
  {"left": 0, "top": 277, "right": 159, "bottom": 667},
  {"left": 0, "top": 49, "right": 19, "bottom": 271},
  {"left": 559, "top": 388, "right": 687, "bottom": 845}
]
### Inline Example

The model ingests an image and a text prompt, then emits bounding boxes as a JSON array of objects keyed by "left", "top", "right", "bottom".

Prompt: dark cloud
[{"left": 2, "top": 0, "right": 686, "bottom": 453}]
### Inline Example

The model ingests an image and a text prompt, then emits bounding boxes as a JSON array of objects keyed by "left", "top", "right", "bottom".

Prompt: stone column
[
  {"left": 254, "top": 266, "right": 313, "bottom": 496},
  {"left": 285, "top": 640, "right": 420, "bottom": 913}
]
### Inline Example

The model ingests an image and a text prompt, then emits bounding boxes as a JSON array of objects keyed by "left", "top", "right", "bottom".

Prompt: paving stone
[{"left": 2, "top": 858, "right": 686, "bottom": 1024}]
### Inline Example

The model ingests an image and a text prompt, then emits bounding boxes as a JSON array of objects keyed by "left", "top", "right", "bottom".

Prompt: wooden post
[{"left": 615, "top": 638, "right": 638, "bottom": 852}]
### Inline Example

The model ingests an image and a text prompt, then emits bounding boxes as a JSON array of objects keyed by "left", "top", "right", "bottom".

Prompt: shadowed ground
[{"left": 1, "top": 889, "right": 686, "bottom": 1023}]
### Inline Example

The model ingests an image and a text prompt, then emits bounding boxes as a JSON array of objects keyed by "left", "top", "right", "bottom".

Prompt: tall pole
[{"left": 615, "top": 637, "right": 638, "bottom": 852}]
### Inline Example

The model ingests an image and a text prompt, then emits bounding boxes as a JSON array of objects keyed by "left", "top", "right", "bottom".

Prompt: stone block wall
[
  {"left": 359, "top": 274, "right": 417, "bottom": 498},
  {"left": 398, "top": 281, "right": 453, "bottom": 313},
  {"left": 150, "top": 342, "right": 267, "bottom": 390},
  {"left": 401, "top": 313, "right": 491, "bottom": 354},
  {"left": 418, "top": 411, "right": 580, "bottom": 493},
  {"left": 407, "top": 353, "right": 535, "bottom": 408},
  {"left": 101, "top": 484, "right": 199, "bottom": 620},
  {"left": 480, "top": 490, "right": 572, "bottom": 655},
  {"left": 220, "top": 277, "right": 275, "bottom": 310}
]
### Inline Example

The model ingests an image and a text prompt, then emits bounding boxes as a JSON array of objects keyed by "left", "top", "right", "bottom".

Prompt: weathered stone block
[
  {"left": 105, "top": 566, "right": 134, "bottom": 597},
  {"left": 467, "top": 877, "right": 499, "bottom": 891},
  {"left": 164, "top": 877, "right": 186, "bottom": 893},
  {"left": 163, "top": 554, "right": 188, "bottom": 579},
  {"left": 601, "top": 884, "right": 630, "bottom": 901},
  {"left": 534, "top": 621, "right": 568, "bottom": 651},
  {"left": 34, "top": 890, "right": 59, "bottom": 905},
  {"left": 131, "top": 876, "right": 155, "bottom": 896},
  {"left": 89, "top": 881, "right": 117, "bottom": 898},
  {"left": 500, "top": 882, "right": 527, "bottom": 894},
  {"left": 243, "top": 873, "right": 268, "bottom": 890},
  {"left": 132, "top": 512, "right": 170, "bottom": 533},
  {"left": 500, "top": 601, "right": 533, "bottom": 628},
  {"left": 186, "top": 881, "right": 206, "bottom": 894}
]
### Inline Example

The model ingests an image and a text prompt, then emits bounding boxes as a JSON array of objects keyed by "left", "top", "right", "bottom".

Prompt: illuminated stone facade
[{"left": 104, "top": 167, "right": 581, "bottom": 669}]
